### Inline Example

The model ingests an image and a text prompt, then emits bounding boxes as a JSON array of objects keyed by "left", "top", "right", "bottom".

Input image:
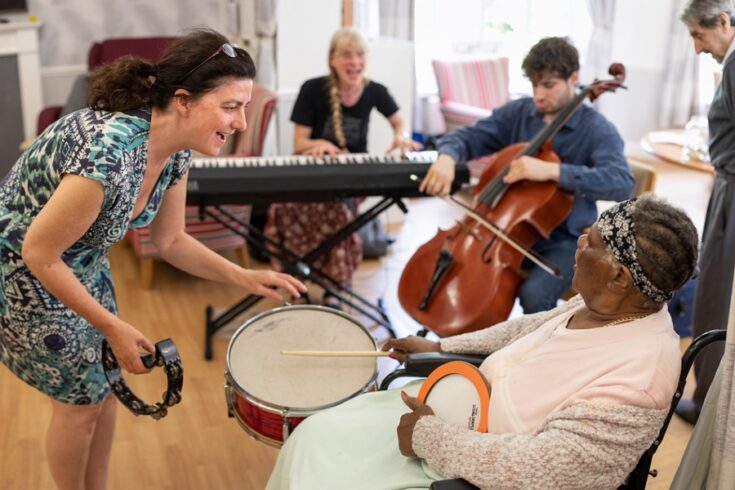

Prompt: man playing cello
[{"left": 421, "top": 37, "right": 634, "bottom": 314}]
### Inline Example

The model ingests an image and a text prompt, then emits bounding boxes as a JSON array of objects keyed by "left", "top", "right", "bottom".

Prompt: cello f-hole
[
  {"left": 481, "top": 237, "right": 497, "bottom": 264},
  {"left": 418, "top": 249, "right": 454, "bottom": 311}
]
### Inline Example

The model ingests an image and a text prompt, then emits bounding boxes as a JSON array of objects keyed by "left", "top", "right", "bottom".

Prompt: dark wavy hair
[
  {"left": 521, "top": 37, "right": 580, "bottom": 82},
  {"left": 88, "top": 29, "right": 256, "bottom": 112}
]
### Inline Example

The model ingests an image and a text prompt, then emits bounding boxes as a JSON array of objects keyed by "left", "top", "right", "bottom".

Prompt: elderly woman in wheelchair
[{"left": 266, "top": 194, "right": 699, "bottom": 490}]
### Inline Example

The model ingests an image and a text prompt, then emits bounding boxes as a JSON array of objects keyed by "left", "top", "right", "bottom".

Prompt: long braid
[
  {"left": 327, "top": 70, "right": 347, "bottom": 150},
  {"left": 632, "top": 194, "right": 699, "bottom": 297},
  {"left": 326, "top": 27, "right": 369, "bottom": 151}
]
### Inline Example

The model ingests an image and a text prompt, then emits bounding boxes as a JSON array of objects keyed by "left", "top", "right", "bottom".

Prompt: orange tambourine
[{"left": 417, "top": 361, "right": 491, "bottom": 432}]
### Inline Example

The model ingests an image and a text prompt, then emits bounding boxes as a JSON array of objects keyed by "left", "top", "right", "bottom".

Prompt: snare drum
[{"left": 225, "top": 305, "right": 378, "bottom": 447}]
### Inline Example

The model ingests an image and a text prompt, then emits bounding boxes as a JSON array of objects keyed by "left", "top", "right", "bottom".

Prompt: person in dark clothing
[{"left": 675, "top": 0, "right": 735, "bottom": 425}]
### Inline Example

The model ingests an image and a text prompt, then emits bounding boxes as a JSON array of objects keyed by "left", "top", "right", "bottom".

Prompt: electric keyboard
[{"left": 185, "top": 151, "right": 470, "bottom": 205}]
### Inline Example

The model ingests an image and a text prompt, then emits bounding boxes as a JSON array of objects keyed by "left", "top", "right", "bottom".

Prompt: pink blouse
[{"left": 479, "top": 304, "right": 681, "bottom": 434}]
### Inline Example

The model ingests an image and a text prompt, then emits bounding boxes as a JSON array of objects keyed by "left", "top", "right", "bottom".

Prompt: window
[
  {"left": 697, "top": 53, "right": 719, "bottom": 114},
  {"left": 414, "top": 0, "right": 593, "bottom": 96}
]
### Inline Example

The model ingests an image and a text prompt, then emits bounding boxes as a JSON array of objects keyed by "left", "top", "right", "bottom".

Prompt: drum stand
[{"left": 201, "top": 200, "right": 403, "bottom": 359}]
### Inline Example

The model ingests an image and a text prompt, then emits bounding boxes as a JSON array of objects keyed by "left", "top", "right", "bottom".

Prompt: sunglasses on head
[{"left": 178, "top": 43, "right": 238, "bottom": 83}]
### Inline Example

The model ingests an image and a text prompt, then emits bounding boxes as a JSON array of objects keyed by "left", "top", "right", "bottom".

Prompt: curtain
[
  {"left": 584, "top": 0, "right": 616, "bottom": 81},
  {"left": 253, "top": 0, "right": 277, "bottom": 90},
  {"left": 236, "top": 0, "right": 276, "bottom": 90},
  {"left": 658, "top": 0, "right": 701, "bottom": 128},
  {"left": 236, "top": 0, "right": 277, "bottom": 153},
  {"left": 708, "top": 267, "right": 735, "bottom": 487},
  {"left": 375, "top": 0, "right": 421, "bottom": 135},
  {"left": 379, "top": 0, "right": 414, "bottom": 41},
  {"left": 671, "top": 268, "right": 735, "bottom": 489}
]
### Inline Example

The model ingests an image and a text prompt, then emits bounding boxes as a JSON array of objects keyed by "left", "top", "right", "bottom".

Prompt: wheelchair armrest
[
  {"left": 379, "top": 352, "right": 487, "bottom": 391},
  {"left": 404, "top": 352, "right": 486, "bottom": 377},
  {"left": 430, "top": 478, "right": 480, "bottom": 490}
]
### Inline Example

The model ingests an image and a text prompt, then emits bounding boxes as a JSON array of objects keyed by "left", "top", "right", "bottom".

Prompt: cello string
[
  {"left": 409, "top": 175, "right": 559, "bottom": 278},
  {"left": 447, "top": 195, "right": 561, "bottom": 278}
]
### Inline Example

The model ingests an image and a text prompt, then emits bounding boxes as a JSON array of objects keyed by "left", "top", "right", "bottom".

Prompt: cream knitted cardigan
[{"left": 411, "top": 296, "right": 668, "bottom": 490}]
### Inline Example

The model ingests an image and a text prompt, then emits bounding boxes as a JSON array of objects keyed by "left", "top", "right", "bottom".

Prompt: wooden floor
[{"left": 0, "top": 148, "right": 714, "bottom": 489}]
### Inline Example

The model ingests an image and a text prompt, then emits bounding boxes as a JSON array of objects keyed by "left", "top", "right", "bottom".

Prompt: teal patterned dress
[{"left": 0, "top": 107, "right": 190, "bottom": 404}]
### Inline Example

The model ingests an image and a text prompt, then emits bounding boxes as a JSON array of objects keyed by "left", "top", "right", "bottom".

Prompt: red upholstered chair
[
  {"left": 37, "top": 37, "right": 177, "bottom": 135},
  {"left": 231, "top": 84, "right": 277, "bottom": 157},
  {"left": 431, "top": 57, "right": 510, "bottom": 132}
]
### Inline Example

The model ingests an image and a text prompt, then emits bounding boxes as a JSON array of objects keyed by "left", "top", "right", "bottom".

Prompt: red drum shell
[{"left": 225, "top": 305, "right": 378, "bottom": 447}]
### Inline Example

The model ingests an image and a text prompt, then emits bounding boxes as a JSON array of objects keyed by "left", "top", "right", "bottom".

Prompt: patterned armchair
[{"left": 431, "top": 57, "right": 510, "bottom": 132}]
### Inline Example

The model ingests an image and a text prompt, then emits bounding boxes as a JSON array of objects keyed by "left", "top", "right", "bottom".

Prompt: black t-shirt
[{"left": 290, "top": 76, "right": 400, "bottom": 153}]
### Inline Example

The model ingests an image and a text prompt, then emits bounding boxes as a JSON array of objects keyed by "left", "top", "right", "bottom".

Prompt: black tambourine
[{"left": 102, "top": 338, "right": 184, "bottom": 420}]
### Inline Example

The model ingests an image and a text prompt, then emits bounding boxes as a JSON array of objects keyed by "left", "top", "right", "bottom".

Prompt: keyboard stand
[{"left": 202, "top": 199, "right": 404, "bottom": 360}]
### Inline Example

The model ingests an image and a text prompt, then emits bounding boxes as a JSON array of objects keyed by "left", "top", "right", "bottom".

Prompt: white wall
[
  {"left": 28, "top": 0, "right": 234, "bottom": 67},
  {"left": 596, "top": 0, "right": 676, "bottom": 141},
  {"left": 365, "top": 37, "right": 414, "bottom": 154},
  {"left": 41, "top": 64, "right": 86, "bottom": 107},
  {"left": 274, "top": 0, "right": 341, "bottom": 155},
  {"left": 274, "top": 0, "right": 414, "bottom": 156}
]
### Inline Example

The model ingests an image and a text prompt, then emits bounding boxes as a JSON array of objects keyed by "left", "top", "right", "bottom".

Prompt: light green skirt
[{"left": 266, "top": 381, "right": 442, "bottom": 490}]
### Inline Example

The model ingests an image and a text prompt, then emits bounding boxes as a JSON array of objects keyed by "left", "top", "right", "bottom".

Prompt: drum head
[
  {"left": 418, "top": 361, "right": 490, "bottom": 432},
  {"left": 227, "top": 305, "right": 377, "bottom": 411}
]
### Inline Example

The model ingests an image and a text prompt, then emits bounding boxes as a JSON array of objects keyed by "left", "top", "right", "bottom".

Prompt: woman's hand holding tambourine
[
  {"left": 105, "top": 320, "right": 155, "bottom": 374},
  {"left": 102, "top": 337, "right": 184, "bottom": 420}
]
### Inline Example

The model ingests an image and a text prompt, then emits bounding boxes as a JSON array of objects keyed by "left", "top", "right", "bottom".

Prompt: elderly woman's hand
[
  {"left": 382, "top": 335, "right": 441, "bottom": 363},
  {"left": 397, "top": 390, "right": 435, "bottom": 458}
]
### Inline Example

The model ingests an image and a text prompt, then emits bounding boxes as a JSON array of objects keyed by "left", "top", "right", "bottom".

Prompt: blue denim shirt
[{"left": 437, "top": 97, "right": 634, "bottom": 238}]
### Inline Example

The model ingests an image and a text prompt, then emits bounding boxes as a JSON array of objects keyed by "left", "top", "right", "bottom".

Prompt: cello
[{"left": 398, "top": 63, "right": 626, "bottom": 337}]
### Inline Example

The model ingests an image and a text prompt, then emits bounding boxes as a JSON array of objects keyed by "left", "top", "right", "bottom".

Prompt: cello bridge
[{"left": 455, "top": 219, "right": 481, "bottom": 240}]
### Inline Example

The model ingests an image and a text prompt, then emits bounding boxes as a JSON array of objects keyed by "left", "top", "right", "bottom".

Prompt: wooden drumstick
[{"left": 280, "top": 350, "right": 391, "bottom": 357}]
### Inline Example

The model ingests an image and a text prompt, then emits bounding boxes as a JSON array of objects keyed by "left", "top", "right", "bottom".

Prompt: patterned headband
[{"left": 597, "top": 199, "right": 672, "bottom": 303}]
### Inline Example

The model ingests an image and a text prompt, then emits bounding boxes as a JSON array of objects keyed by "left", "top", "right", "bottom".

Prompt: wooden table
[{"left": 640, "top": 129, "right": 714, "bottom": 174}]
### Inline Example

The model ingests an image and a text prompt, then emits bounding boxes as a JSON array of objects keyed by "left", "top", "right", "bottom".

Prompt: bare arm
[
  {"left": 22, "top": 174, "right": 154, "bottom": 373},
  {"left": 292, "top": 124, "right": 343, "bottom": 157},
  {"left": 382, "top": 296, "right": 583, "bottom": 362},
  {"left": 148, "top": 174, "right": 306, "bottom": 302}
]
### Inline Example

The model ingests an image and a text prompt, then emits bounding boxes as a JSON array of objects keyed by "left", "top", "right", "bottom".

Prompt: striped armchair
[
  {"left": 125, "top": 83, "right": 277, "bottom": 288},
  {"left": 432, "top": 57, "right": 510, "bottom": 132}
]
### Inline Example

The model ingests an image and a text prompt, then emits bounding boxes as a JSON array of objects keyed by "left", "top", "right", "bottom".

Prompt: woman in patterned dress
[
  {"left": 264, "top": 27, "right": 420, "bottom": 307},
  {"left": 0, "top": 29, "right": 305, "bottom": 490}
]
